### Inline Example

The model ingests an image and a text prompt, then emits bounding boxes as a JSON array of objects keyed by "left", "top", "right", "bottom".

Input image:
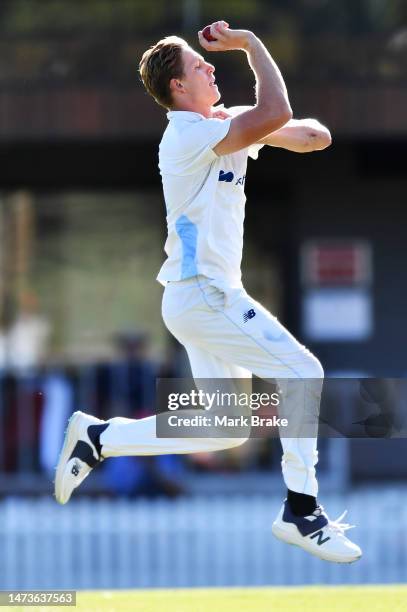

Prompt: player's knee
[
  {"left": 282, "top": 448, "right": 318, "bottom": 469},
  {"left": 232, "top": 436, "right": 249, "bottom": 448},
  {"left": 303, "top": 353, "right": 324, "bottom": 379},
  {"left": 217, "top": 436, "right": 249, "bottom": 450},
  {"left": 311, "top": 356, "right": 324, "bottom": 379}
]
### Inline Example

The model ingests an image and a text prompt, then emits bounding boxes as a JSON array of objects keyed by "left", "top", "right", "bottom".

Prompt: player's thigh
[
  {"left": 163, "top": 280, "right": 322, "bottom": 380},
  {"left": 191, "top": 287, "right": 323, "bottom": 380},
  {"left": 184, "top": 342, "right": 252, "bottom": 420},
  {"left": 185, "top": 342, "right": 251, "bottom": 380},
  {"left": 161, "top": 279, "right": 214, "bottom": 342}
]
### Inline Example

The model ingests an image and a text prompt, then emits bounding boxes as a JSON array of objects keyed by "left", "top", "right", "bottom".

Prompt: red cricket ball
[{"left": 202, "top": 25, "right": 217, "bottom": 42}]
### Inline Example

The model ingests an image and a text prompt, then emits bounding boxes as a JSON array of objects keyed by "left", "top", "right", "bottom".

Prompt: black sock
[
  {"left": 287, "top": 489, "right": 317, "bottom": 517},
  {"left": 88, "top": 423, "right": 109, "bottom": 458}
]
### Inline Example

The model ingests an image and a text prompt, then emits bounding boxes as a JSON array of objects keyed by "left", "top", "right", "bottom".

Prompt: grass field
[{"left": 18, "top": 585, "right": 407, "bottom": 612}]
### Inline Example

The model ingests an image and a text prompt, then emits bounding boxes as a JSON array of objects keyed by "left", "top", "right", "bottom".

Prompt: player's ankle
[
  {"left": 87, "top": 423, "right": 109, "bottom": 459},
  {"left": 287, "top": 489, "right": 317, "bottom": 517}
]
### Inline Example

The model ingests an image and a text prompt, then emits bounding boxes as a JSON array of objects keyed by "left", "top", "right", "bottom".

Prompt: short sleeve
[
  {"left": 248, "top": 143, "right": 264, "bottom": 160},
  {"left": 164, "top": 117, "right": 231, "bottom": 176}
]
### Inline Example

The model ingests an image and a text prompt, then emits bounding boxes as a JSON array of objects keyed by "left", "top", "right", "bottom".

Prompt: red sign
[{"left": 302, "top": 241, "right": 371, "bottom": 286}]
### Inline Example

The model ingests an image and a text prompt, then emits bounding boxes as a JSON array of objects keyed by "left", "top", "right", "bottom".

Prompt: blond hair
[{"left": 139, "top": 36, "right": 188, "bottom": 109}]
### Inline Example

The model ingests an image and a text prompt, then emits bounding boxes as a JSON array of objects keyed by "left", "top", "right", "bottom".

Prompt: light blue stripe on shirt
[{"left": 175, "top": 214, "right": 198, "bottom": 278}]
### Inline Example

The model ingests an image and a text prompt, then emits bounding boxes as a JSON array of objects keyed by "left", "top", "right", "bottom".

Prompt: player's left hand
[{"left": 211, "top": 108, "right": 231, "bottom": 120}]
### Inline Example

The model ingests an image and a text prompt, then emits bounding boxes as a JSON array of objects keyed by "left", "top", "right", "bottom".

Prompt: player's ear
[{"left": 170, "top": 78, "right": 185, "bottom": 95}]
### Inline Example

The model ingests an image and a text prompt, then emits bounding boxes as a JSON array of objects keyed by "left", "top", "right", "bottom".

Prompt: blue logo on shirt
[
  {"left": 219, "top": 170, "right": 234, "bottom": 183},
  {"left": 219, "top": 170, "right": 246, "bottom": 186}
]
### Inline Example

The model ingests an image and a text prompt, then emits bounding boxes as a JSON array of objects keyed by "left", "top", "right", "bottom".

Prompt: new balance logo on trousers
[{"left": 243, "top": 308, "right": 256, "bottom": 322}]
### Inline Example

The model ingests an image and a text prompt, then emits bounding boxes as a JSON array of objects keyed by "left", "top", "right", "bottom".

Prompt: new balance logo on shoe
[
  {"left": 71, "top": 463, "right": 80, "bottom": 477},
  {"left": 243, "top": 309, "right": 256, "bottom": 323},
  {"left": 272, "top": 501, "right": 362, "bottom": 563},
  {"left": 55, "top": 411, "right": 108, "bottom": 505},
  {"left": 310, "top": 530, "right": 331, "bottom": 546}
]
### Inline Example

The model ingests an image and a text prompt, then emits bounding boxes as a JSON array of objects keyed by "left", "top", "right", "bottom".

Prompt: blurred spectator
[
  {"left": 0, "top": 329, "right": 7, "bottom": 368},
  {"left": 39, "top": 370, "right": 73, "bottom": 477},
  {"left": 102, "top": 455, "right": 185, "bottom": 498},
  {"left": 93, "top": 330, "right": 155, "bottom": 419},
  {"left": 2, "top": 372, "right": 43, "bottom": 473},
  {"left": 7, "top": 291, "right": 50, "bottom": 373},
  {"left": 98, "top": 330, "right": 186, "bottom": 497}
]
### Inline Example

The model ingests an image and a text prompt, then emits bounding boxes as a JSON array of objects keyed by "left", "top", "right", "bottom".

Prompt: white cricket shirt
[{"left": 157, "top": 106, "right": 263, "bottom": 287}]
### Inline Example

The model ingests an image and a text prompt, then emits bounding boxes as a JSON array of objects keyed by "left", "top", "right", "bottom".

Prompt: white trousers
[{"left": 100, "top": 276, "right": 324, "bottom": 497}]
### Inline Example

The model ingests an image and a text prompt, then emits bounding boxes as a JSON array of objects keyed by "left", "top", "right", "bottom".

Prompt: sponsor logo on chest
[{"left": 218, "top": 170, "right": 246, "bottom": 186}]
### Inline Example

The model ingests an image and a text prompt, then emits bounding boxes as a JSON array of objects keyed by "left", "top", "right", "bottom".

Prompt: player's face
[{"left": 180, "top": 47, "right": 220, "bottom": 108}]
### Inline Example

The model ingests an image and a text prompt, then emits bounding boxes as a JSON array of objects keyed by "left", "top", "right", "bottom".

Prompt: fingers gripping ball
[{"left": 202, "top": 25, "right": 217, "bottom": 42}]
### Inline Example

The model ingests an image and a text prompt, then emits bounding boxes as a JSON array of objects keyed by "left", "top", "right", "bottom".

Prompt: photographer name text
[{"left": 167, "top": 414, "right": 288, "bottom": 427}]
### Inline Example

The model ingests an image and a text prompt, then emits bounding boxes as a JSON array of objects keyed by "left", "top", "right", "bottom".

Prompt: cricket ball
[{"left": 202, "top": 25, "right": 217, "bottom": 42}]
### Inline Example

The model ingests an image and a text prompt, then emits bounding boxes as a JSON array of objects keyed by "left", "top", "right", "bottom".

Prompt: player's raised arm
[{"left": 198, "top": 21, "right": 292, "bottom": 156}]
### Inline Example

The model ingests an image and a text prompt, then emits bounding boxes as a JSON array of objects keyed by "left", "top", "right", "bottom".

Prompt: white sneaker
[
  {"left": 272, "top": 500, "right": 362, "bottom": 563},
  {"left": 54, "top": 411, "right": 108, "bottom": 505}
]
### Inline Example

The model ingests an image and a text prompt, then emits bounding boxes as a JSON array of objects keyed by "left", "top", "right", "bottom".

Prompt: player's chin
[{"left": 211, "top": 87, "right": 221, "bottom": 104}]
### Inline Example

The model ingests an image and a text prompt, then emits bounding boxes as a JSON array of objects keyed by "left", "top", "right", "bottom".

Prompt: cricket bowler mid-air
[{"left": 55, "top": 20, "right": 361, "bottom": 564}]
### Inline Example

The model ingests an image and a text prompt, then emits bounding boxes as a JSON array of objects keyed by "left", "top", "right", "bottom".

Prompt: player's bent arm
[
  {"left": 200, "top": 25, "right": 292, "bottom": 156},
  {"left": 213, "top": 105, "right": 292, "bottom": 157},
  {"left": 257, "top": 118, "right": 332, "bottom": 153}
]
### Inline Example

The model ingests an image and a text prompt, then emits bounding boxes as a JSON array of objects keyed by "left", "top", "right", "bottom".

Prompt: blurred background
[{"left": 0, "top": 0, "right": 407, "bottom": 591}]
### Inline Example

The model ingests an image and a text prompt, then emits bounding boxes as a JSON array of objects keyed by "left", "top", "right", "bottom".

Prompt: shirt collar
[
  {"left": 166, "top": 110, "right": 205, "bottom": 122},
  {"left": 166, "top": 105, "right": 227, "bottom": 122}
]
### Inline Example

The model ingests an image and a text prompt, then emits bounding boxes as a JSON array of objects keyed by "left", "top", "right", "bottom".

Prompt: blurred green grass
[{"left": 25, "top": 585, "right": 406, "bottom": 612}]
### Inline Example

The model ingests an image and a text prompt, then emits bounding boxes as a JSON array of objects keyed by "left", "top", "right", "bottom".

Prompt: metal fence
[{"left": 1, "top": 488, "right": 406, "bottom": 590}]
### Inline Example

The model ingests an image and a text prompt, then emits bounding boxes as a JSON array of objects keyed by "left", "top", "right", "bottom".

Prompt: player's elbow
[
  {"left": 271, "top": 103, "right": 293, "bottom": 131},
  {"left": 302, "top": 129, "right": 332, "bottom": 153},
  {"left": 277, "top": 105, "right": 293, "bottom": 130},
  {"left": 317, "top": 129, "right": 332, "bottom": 149},
  {"left": 259, "top": 100, "right": 292, "bottom": 133}
]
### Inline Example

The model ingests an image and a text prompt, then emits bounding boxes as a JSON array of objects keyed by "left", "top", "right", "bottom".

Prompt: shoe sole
[
  {"left": 54, "top": 411, "right": 84, "bottom": 505},
  {"left": 272, "top": 522, "right": 362, "bottom": 564}
]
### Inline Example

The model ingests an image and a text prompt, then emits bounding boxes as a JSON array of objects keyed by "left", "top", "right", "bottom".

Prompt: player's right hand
[{"left": 198, "top": 21, "right": 254, "bottom": 52}]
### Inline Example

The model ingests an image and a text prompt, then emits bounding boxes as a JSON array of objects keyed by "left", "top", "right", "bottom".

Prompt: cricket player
[{"left": 55, "top": 21, "right": 361, "bottom": 563}]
